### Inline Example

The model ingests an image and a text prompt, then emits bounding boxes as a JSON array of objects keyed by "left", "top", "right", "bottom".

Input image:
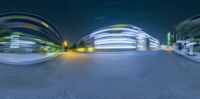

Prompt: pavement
[
  {"left": 0, "top": 50, "right": 200, "bottom": 99},
  {"left": 0, "top": 52, "right": 60, "bottom": 65},
  {"left": 174, "top": 50, "right": 200, "bottom": 62}
]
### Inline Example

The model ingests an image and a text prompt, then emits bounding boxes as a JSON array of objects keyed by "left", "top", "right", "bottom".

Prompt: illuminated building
[
  {"left": 175, "top": 15, "right": 200, "bottom": 54},
  {"left": 75, "top": 24, "right": 160, "bottom": 52},
  {"left": 0, "top": 12, "right": 62, "bottom": 53}
]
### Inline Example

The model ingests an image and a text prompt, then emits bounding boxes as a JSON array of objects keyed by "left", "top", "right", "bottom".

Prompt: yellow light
[
  {"left": 63, "top": 40, "right": 68, "bottom": 48},
  {"left": 41, "top": 22, "right": 49, "bottom": 28},
  {"left": 111, "top": 24, "right": 128, "bottom": 28},
  {"left": 43, "top": 47, "right": 48, "bottom": 52},
  {"left": 137, "top": 45, "right": 144, "bottom": 48},
  {"left": 61, "top": 51, "right": 91, "bottom": 61},
  {"left": 76, "top": 48, "right": 86, "bottom": 52},
  {"left": 24, "top": 24, "right": 38, "bottom": 29},
  {"left": 87, "top": 47, "right": 94, "bottom": 52}
]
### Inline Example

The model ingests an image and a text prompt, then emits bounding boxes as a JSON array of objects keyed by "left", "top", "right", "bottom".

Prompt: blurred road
[{"left": 0, "top": 50, "right": 200, "bottom": 99}]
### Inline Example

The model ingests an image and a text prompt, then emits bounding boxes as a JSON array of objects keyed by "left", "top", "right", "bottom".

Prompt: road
[{"left": 0, "top": 50, "right": 200, "bottom": 99}]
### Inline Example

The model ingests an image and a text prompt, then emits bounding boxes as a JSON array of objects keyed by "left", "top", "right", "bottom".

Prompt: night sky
[{"left": 0, "top": 0, "right": 200, "bottom": 44}]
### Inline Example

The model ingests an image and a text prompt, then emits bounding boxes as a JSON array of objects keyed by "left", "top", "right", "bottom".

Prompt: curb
[{"left": 174, "top": 50, "right": 200, "bottom": 63}]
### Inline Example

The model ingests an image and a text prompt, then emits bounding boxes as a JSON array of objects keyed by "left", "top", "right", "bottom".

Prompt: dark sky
[{"left": 0, "top": 0, "right": 200, "bottom": 44}]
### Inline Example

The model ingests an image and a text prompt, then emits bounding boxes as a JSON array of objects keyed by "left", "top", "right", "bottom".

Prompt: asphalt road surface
[{"left": 0, "top": 50, "right": 200, "bottom": 99}]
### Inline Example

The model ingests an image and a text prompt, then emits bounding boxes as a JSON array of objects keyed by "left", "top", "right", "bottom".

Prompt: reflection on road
[{"left": 0, "top": 51, "right": 199, "bottom": 98}]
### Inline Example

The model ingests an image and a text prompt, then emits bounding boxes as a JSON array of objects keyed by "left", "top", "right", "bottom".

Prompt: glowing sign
[{"left": 167, "top": 32, "right": 171, "bottom": 46}]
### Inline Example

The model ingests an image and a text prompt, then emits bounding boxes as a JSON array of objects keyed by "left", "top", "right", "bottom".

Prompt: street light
[{"left": 63, "top": 40, "right": 68, "bottom": 51}]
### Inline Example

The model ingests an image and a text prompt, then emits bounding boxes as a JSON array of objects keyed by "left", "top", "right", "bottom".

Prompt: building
[
  {"left": 0, "top": 12, "right": 63, "bottom": 53},
  {"left": 74, "top": 24, "right": 160, "bottom": 52},
  {"left": 174, "top": 15, "right": 200, "bottom": 55}
]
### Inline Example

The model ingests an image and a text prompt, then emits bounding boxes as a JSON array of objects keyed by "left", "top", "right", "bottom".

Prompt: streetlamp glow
[{"left": 63, "top": 40, "right": 68, "bottom": 48}]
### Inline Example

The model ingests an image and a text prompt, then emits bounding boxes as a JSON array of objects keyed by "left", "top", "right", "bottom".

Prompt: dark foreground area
[{"left": 0, "top": 50, "right": 200, "bottom": 99}]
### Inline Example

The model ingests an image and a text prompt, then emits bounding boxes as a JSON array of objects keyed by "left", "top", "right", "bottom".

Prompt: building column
[
  {"left": 137, "top": 38, "right": 148, "bottom": 51},
  {"left": 189, "top": 45, "right": 194, "bottom": 55}
]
